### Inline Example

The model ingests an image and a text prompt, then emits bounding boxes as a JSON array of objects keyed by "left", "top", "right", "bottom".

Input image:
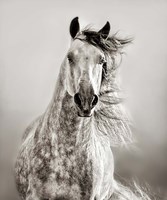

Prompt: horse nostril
[
  {"left": 83, "top": 109, "right": 90, "bottom": 115},
  {"left": 74, "top": 93, "right": 82, "bottom": 107},
  {"left": 92, "top": 95, "right": 98, "bottom": 107}
]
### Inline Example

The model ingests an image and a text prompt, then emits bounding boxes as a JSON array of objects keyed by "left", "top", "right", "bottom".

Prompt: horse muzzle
[{"left": 74, "top": 93, "right": 98, "bottom": 117}]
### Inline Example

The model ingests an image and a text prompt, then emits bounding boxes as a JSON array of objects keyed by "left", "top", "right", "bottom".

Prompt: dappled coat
[{"left": 15, "top": 17, "right": 150, "bottom": 200}]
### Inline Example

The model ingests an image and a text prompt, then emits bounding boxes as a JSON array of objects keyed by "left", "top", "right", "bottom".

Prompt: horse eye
[
  {"left": 68, "top": 57, "right": 73, "bottom": 64},
  {"left": 67, "top": 54, "right": 74, "bottom": 64},
  {"left": 102, "top": 62, "right": 107, "bottom": 76},
  {"left": 99, "top": 56, "right": 105, "bottom": 65},
  {"left": 103, "top": 62, "right": 107, "bottom": 69}
]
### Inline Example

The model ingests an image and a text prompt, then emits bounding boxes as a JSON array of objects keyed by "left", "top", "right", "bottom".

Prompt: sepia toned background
[{"left": 0, "top": 0, "right": 167, "bottom": 199}]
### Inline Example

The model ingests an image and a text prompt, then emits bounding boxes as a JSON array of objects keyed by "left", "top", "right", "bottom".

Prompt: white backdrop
[{"left": 0, "top": 0, "right": 167, "bottom": 199}]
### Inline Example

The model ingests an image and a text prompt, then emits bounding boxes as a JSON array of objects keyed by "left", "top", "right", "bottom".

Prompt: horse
[{"left": 14, "top": 17, "right": 151, "bottom": 200}]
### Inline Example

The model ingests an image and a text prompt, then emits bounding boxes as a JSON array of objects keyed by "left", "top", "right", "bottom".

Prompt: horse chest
[
  {"left": 52, "top": 145, "right": 93, "bottom": 186},
  {"left": 48, "top": 140, "right": 113, "bottom": 199},
  {"left": 32, "top": 139, "right": 93, "bottom": 199}
]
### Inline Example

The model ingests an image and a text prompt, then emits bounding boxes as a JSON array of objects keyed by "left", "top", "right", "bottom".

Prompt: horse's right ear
[{"left": 70, "top": 17, "right": 80, "bottom": 39}]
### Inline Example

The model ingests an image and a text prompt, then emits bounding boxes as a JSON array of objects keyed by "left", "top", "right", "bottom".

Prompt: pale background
[{"left": 0, "top": 0, "right": 167, "bottom": 199}]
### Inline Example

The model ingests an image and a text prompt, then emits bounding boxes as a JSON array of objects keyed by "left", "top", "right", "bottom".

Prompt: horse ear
[
  {"left": 70, "top": 17, "right": 80, "bottom": 39},
  {"left": 98, "top": 21, "right": 110, "bottom": 39}
]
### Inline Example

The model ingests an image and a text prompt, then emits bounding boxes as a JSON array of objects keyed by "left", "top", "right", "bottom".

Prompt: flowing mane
[{"left": 76, "top": 28, "right": 132, "bottom": 55}]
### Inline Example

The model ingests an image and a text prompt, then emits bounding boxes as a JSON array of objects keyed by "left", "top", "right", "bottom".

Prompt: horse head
[{"left": 66, "top": 17, "right": 111, "bottom": 117}]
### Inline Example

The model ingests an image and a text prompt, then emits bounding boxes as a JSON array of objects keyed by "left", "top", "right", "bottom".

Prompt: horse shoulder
[{"left": 15, "top": 115, "right": 42, "bottom": 199}]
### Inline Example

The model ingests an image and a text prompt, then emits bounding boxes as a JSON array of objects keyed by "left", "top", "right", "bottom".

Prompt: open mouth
[{"left": 78, "top": 112, "right": 92, "bottom": 117}]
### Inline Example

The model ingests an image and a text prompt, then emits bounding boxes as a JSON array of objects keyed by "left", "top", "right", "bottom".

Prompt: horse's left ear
[
  {"left": 98, "top": 21, "right": 110, "bottom": 39},
  {"left": 70, "top": 17, "right": 80, "bottom": 39}
]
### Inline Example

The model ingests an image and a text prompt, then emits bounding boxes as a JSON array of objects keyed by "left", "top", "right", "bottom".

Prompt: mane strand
[{"left": 75, "top": 28, "right": 133, "bottom": 56}]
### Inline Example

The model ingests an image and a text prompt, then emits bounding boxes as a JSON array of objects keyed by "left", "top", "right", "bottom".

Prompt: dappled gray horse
[{"left": 15, "top": 17, "right": 147, "bottom": 200}]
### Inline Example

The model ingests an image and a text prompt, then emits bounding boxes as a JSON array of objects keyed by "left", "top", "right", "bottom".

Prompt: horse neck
[{"left": 42, "top": 61, "right": 87, "bottom": 146}]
